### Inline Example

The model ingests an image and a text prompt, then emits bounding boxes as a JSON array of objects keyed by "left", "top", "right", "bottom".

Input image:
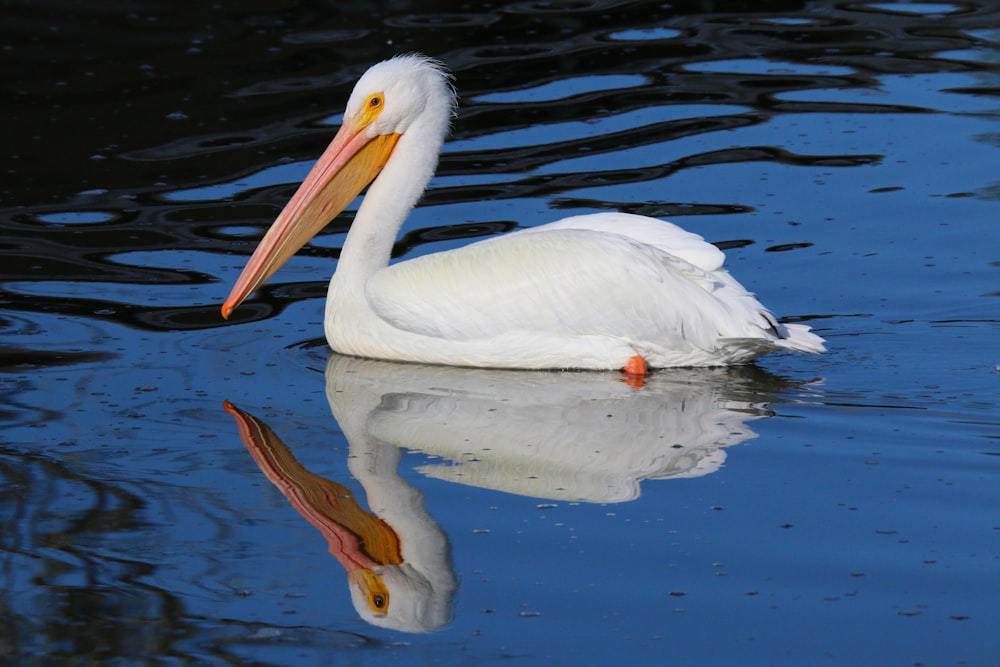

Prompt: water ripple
[
  {"left": 1, "top": 0, "right": 997, "bottom": 332},
  {"left": 2, "top": 2, "right": 999, "bottom": 663}
]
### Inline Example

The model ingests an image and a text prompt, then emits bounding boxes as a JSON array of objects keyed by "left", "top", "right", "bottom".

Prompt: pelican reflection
[
  {"left": 326, "top": 355, "right": 782, "bottom": 503},
  {"left": 224, "top": 400, "right": 455, "bottom": 633},
  {"left": 227, "top": 355, "right": 795, "bottom": 631}
]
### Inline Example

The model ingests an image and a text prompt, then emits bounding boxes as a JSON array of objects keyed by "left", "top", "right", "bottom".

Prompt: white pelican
[{"left": 222, "top": 54, "right": 825, "bottom": 373}]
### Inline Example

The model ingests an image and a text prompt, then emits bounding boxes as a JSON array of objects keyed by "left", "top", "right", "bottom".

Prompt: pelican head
[
  {"left": 222, "top": 55, "right": 455, "bottom": 319},
  {"left": 348, "top": 55, "right": 455, "bottom": 137}
]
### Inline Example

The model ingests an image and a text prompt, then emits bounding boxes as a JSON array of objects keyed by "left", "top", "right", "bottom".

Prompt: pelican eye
[
  {"left": 373, "top": 594, "right": 386, "bottom": 609},
  {"left": 368, "top": 94, "right": 383, "bottom": 109}
]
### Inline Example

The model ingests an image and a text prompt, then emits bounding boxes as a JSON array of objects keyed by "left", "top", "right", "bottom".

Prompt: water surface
[{"left": 2, "top": 1, "right": 998, "bottom": 665}]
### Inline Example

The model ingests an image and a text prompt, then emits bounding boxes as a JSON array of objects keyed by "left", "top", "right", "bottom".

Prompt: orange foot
[{"left": 621, "top": 354, "right": 648, "bottom": 388}]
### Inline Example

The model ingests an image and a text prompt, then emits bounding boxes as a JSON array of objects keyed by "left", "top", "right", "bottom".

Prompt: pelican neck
[{"left": 334, "top": 123, "right": 448, "bottom": 285}]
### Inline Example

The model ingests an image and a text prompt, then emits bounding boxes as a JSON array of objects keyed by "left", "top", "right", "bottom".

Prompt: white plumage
[{"left": 224, "top": 54, "right": 825, "bottom": 370}]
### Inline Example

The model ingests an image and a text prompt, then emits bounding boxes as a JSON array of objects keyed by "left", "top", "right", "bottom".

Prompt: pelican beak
[{"left": 222, "top": 114, "right": 400, "bottom": 319}]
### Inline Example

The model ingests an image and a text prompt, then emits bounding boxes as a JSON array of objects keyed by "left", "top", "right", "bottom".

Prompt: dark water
[{"left": 2, "top": 1, "right": 999, "bottom": 665}]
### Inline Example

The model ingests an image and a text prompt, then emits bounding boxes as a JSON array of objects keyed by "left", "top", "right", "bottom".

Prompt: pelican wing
[
  {"left": 525, "top": 213, "right": 726, "bottom": 273},
  {"left": 366, "top": 221, "right": 771, "bottom": 348}
]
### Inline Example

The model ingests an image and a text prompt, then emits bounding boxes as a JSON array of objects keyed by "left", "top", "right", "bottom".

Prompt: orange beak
[{"left": 221, "top": 114, "right": 400, "bottom": 319}]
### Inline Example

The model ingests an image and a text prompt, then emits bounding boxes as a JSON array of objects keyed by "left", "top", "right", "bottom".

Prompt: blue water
[{"left": 2, "top": 1, "right": 998, "bottom": 665}]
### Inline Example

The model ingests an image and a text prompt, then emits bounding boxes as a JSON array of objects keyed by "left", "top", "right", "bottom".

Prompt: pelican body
[{"left": 222, "top": 55, "right": 824, "bottom": 371}]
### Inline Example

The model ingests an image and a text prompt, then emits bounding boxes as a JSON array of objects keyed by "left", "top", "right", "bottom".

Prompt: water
[{"left": 2, "top": 1, "right": 998, "bottom": 665}]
